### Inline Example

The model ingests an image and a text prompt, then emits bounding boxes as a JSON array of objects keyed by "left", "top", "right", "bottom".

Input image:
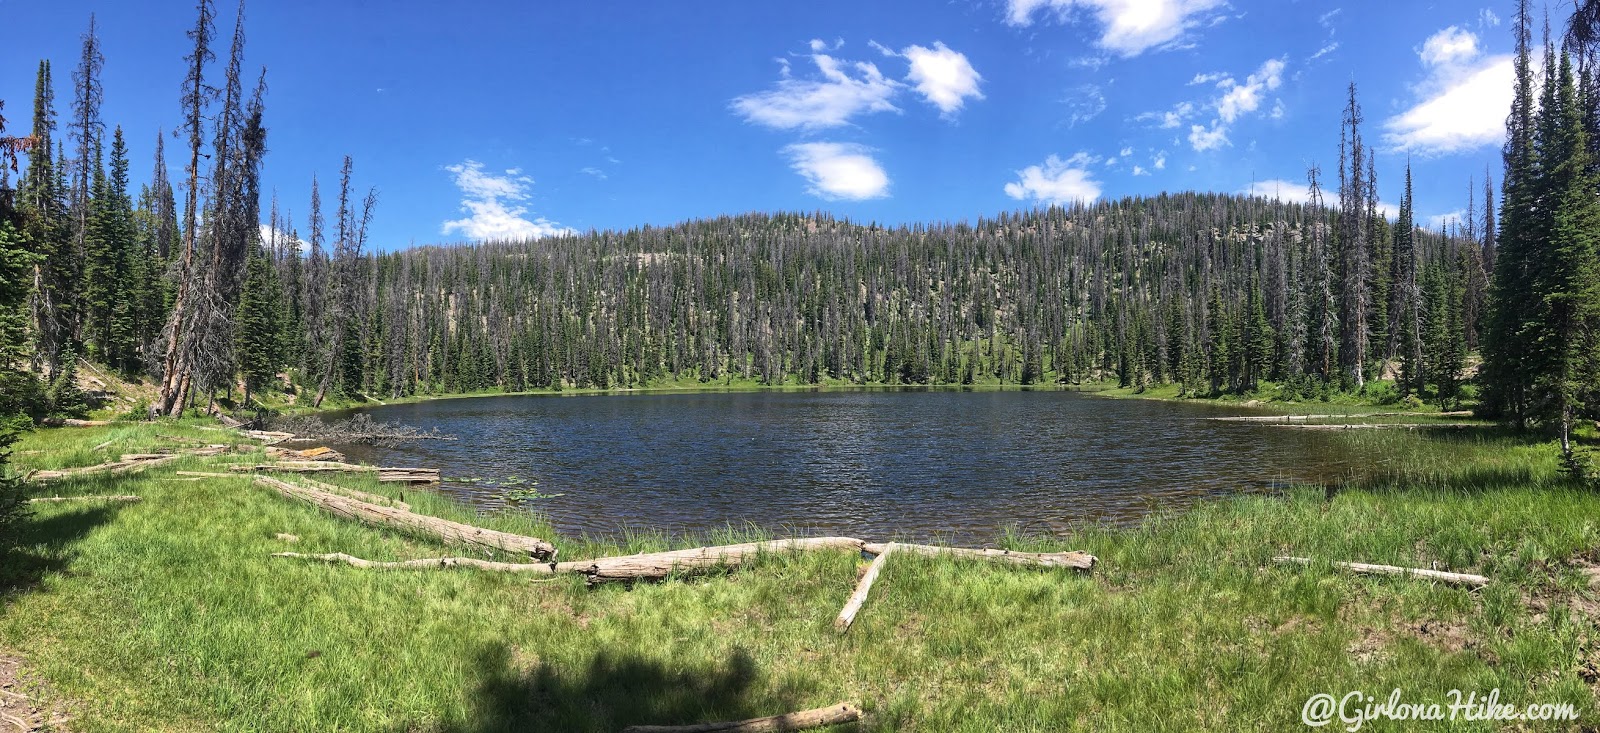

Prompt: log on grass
[
  {"left": 254, "top": 476, "right": 555, "bottom": 559},
  {"left": 277, "top": 538, "right": 870, "bottom": 583},
  {"left": 621, "top": 702, "right": 861, "bottom": 733},
  {"left": 241, "top": 429, "right": 296, "bottom": 444},
  {"left": 835, "top": 542, "right": 895, "bottom": 631},
  {"left": 39, "top": 418, "right": 112, "bottom": 427},
  {"left": 1273, "top": 556, "right": 1488, "bottom": 588},
  {"left": 864, "top": 542, "right": 1097, "bottom": 570},
  {"left": 266, "top": 446, "right": 347, "bottom": 463},
  {"left": 28, "top": 495, "right": 142, "bottom": 504},
  {"left": 27, "top": 453, "right": 181, "bottom": 483}
]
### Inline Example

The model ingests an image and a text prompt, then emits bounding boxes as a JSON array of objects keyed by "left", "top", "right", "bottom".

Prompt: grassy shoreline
[{"left": 4, "top": 396, "right": 1599, "bottom": 730}]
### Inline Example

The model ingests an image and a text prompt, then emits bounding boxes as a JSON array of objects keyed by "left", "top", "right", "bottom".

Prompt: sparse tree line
[{"left": 4, "top": 0, "right": 1600, "bottom": 526}]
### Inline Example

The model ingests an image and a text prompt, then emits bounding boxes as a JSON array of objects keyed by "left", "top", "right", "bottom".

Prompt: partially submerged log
[
  {"left": 836, "top": 542, "right": 896, "bottom": 631},
  {"left": 27, "top": 453, "right": 180, "bottom": 483},
  {"left": 230, "top": 461, "right": 439, "bottom": 484},
  {"left": 1274, "top": 556, "right": 1489, "bottom": 588},
  {"left": 621, "top": 702, "right": 861, "bottom": 733},
  {"left": 254, "top": 476, "right": 555, "bottom": 559},
  {"left": 27, "top": 495, "right": 142, "bottom": 504},
  {"left": 864, "top": 542, "right": 1097, "bottom": 570},
  {"left": 266, "top": 446, "right": 347, "bottom": 463}
]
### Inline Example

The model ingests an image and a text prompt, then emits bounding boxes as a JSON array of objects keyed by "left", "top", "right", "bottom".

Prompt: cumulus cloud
[
  {"left": 1382, "top": 26, "right": 1513, "bottom": 155},
  {"left": 1135, "top": 101, "right": 1195, "bottom": 129},
  {"left": 1216, "top": 58, "right": 1284, "bottom": 123},
  {"left": 1150, "top": 57, "right": 1285, "bottom": 151},
  {"left": 902, "top": 42, "right": 984, "bottom": 115},
  {"left": 1427, "top": 210, "right": 1466, "bottom": 229},
  {"left": 440, "top": 160, "right": 574, "bottom": 242},
  {"left": 1004, "top": 0, "right": 1228, "bottom": 56},
  {"left": 783, "top": 142, "right": 890, "bottom": 200},
  {"left": 731, "top": 45, "right": 901, "bottom": 130},
  {"left": 1188, "top": 121, "right": 1229, "bottom": 151},
  {"left": 258, "top": 224, "right": 309, "bottom": 252},
  {"left": 1242, "top": 178, "right": 1315, "bottom": 204},
  {"left": 1153, "top": 151, "right": 1167, "bottom": 170},
  {"left": 1004, "top": 153, "right": 1103, "bottom": 205}
]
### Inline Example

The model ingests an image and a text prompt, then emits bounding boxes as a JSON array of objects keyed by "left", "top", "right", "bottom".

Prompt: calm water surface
[{"left": 328, "top": 389, "right": 1353, "bottom": 543}]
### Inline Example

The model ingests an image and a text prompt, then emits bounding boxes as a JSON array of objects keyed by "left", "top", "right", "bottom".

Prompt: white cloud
[
  {"left": 1479, "top": 8, "right": 1500, "bottom": 28},
  {"left": 1004, "top": 0, "right": 1227, "bottom": 57},
  {"left": 1004, "top": 152, "right": 1103, "bottom": 205},
  {"left": 902, "top": 42, "right": 984, "bottom": 116},
  {"left": 1242, "top": 178, "right": 1314, "bottom": 203},
  {"left": 1135, "top": 100, "right": 1194, "bottom": 129},
  {"left": 1188, "top": 121, "right": 1229, "bottom": 151},
  {"left": 1382, "top": 26, "right": 1513, "bottom": 155},
  {"left": 1427, "top": 210, "right": 1466, "bottom": 229},
  {"left": 258, "top": 224, "right": 309, "bottom": 252},
  {"left": 731, "top": 47, "right": 901, "bottom": 130},
  {"left": 440, "top": 160, "right": 574, "bottom": 242},
  {"left": 1216, "top": 58, "right": 1283, "bottom": 123},
  {"left": 1119, "top": 146, "right": 1134, "bottom": 157},
  {"left": 783, "top": 142, "right": 890, "bottom": 200},
  {"left": 1153, "top": 151, "right": 1167, "bottom": 169},
  {"left": 1420, "top": 26, "right": 1478, "bottom": 68},
  {"left": 1063, "top": 84, "right": 1107, "bottom": 127},
  {"left": 1309, "top": 42, "right": 1339, "bottom": 60},
  {"left": 1189, "top": 71, "right": 1228, "bottom": 85},
  {"left": 1132, "top": 165, "right": 1148, "bottom": 176},
  {"left": 579, "top": 167, "right": 607, "bottom": 180}
]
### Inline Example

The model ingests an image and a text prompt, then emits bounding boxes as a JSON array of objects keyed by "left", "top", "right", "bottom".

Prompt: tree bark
[
  {"left": 26, "top": 454, "right": 181, "bottom": 483},
  {"left": 620, "top": 702, "right": 861, "bottom": 733},
  {"left": 27, "top": 495, "right": 142, "bottom": 503},
  {"left": 1273, "top": 556, "right": 1488, "bottom": 588}
]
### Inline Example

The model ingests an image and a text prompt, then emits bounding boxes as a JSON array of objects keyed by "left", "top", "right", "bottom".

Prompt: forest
[{"left": 3, "top": 0, "right": 1600, "bottom": 507}]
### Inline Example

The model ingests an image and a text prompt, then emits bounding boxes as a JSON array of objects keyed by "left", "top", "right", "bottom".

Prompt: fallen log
[
  {"left": 230, "top": 461, "right": 439, "bottom": 484},
  {"left": 621, "top": 702, "right": 861, "bottom": 733},
  {"left": 1273, "top": 556, "right": 1489, "bottom": 588},
  {"left": 254, "top": 476, "right": 555, "bottom": 559},
  {"left": 1206, "top": 410, "right": 1475, "bottom": 423},
  {"left": 863, "top": 542, "right": 1097, "bottom": 570},
  {"left": 274, "top": 538, "right": 1101, "bottom": 586},
  {"left": 27, "top": 495, "right": 142, "bottom": 504},
  {"left": 39, "top": 418, "right": 112, "bottom": 427},
  {"left": 242, "top": 430, "right": 295, "bottom": 444},
  {"left": 27, "top": 453, "right": 180, "bottom": 483},
  {"left": 1270, "top": 423, "right": 1481, "bottom": 431},
  {"left": 836, "top": 542, "right": 896, "bottom": 631},
  {"left": 266, "top": 446, "right": 347, "bottom": 463},
  {"left": 177, "top": 471, "right": 409, "bottom": 509}
]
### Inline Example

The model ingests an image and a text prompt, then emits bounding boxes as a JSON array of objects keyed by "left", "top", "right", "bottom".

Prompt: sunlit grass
[{"left": 2, "top": 419, "right": 1597, "bottom": 731}]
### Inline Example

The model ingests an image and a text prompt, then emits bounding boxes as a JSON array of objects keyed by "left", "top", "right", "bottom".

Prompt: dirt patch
[
  {"left": 1401, "top": 619, "right": 1475, "bottom": 654},
  {"left": 0, "top": 653, "right": 71, "bottom": 732}
]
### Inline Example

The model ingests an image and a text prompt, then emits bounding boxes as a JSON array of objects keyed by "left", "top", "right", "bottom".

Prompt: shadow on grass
[
  {"left": 438, "top": 643, "right": 819, "bottom": 733},
  {"left": 0, "top": 506, "right": 120, "bottom": 601}
]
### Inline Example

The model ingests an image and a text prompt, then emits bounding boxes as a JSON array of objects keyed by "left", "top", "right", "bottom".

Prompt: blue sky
[{"left": 1, "top": 0, "right": 1518, "bottom": 248}]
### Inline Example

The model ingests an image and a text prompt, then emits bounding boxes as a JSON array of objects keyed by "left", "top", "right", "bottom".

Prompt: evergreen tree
[{"left": 235, "top": 244, "right": 282, "bottom": 403}]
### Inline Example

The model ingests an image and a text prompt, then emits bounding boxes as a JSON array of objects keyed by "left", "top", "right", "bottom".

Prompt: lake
[{"left": 326, "top": 389, "right": 1353, "bottom": 544}]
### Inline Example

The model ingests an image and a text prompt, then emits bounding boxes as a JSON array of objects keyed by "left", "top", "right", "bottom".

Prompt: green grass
[{"left": 2, "top": 420, "right": 1599, "bottom": 731}]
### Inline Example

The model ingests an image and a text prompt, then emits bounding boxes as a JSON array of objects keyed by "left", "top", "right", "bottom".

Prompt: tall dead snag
[
  {"left": 157, "top": 0, "right": 217, "bottom": 416},
  {"left": 254, "top": 476, "right": 555, "bottom": 559},
  {"left": 1274, "top": 556, "right": 1488, "bottom": 588},
  {"left": 619, "top": 702, "right": 862, "bottom": 733}
]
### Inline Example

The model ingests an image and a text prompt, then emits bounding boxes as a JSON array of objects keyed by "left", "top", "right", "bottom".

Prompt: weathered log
[
  {"left": 27, "top": 453, "right": 181, "bottom": 483},
  {"left": 295, "top": 476, "right": 410, "bottom": 510},
  {"left": 1273, "top": 556, "right": 1488, "bottom": 588},
  {"left": 276, "top": 552, "right": 559, "bottom": 573},
  {"left": 621, "top": 702, "right": 861, "bottom": 733},
  {"left": 39, "top": 418, "right": 112, "bottom": 427},
  {"left": 266, "top": 446, "right": 347, "bottom": 463},
  {"left": 91, "top": 439, "right": 116, "bottom": 452},
  {"left": 863, "top": 542, "right": 1097, "bottom": 571},
  {"left": 241, "top": 430, "right": 295, "bottom": 444},
  {"left": 836, "top": 543, "right": 895, "bottom": 631},
  {"left": 27, "top": 495, "right": 142, "bottom": 504},
  {"left": 230, "top": 462, "right": 439, "bottom": 484},
  {"left": 254, "top": 476, "right": 556, "bottom": 559}
]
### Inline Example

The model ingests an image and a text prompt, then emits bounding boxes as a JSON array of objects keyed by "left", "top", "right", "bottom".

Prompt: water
[{"left": 325, "top": 389, "right": 1353, "bottom": 543}]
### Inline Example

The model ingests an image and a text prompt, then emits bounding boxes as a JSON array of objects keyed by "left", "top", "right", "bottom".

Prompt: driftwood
[
  {"left": 266, "top": 446, "right": 347, "bottom": 463},
  {"left": 242, "top": 430, "right": 296, "bottom": 444},
  {"left": 1270, "top": 423, "right": 1481, "bottom": 431},
  {"left": 26, "top": 453, "right": 180, "bottom": 483},
  {"left": 836, "top": 543, "right": 896, "bottom": 631},
  {"left": 275, "top": 537, "right": 1101, "bottom": 587},
  {"left": 863, "top": 542, "right": 1097, "bottom": 570},
  {"left": 1274, "top": 556, "right": 1489, "bottom": 588},
  {"left": 27, "top": 495, "right": 142, "bottom": 504},
  {"left": 230, "top": 461, "right": 439, "bottom": 484},
  {"left": 1206, "top": 410, "right": 1474, "bottom": 423},
  {"left": 39, "top": 418, "right": 112, "bottom": 427},
  {"left": 254, "top": 476, "right": 555, "bottom": 559},
  {"left": 621, "top": 702, "right": 861, "bottom": 733}
]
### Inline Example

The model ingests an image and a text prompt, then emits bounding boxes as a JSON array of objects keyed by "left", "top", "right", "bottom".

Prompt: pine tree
[
  {"left": 235, "top": 244, "right": 282, "bottom": 403},
  {"left": 1392, "top": 162, "right": 1424, "bottom": 395}
]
